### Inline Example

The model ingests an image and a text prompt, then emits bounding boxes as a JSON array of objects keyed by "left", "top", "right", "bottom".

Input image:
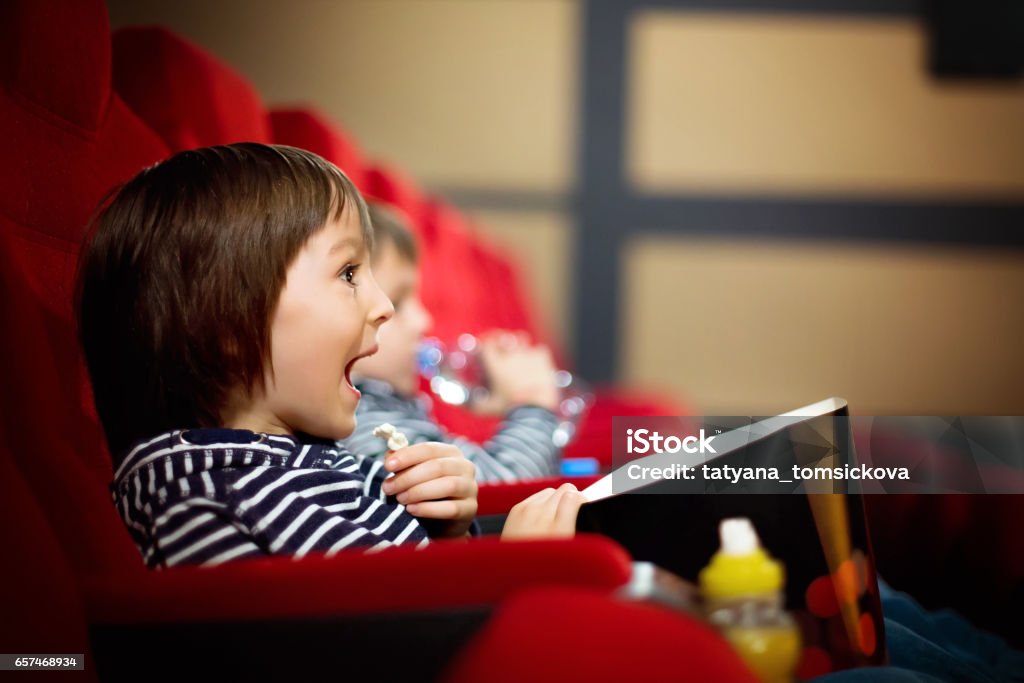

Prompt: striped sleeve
[
  {"left": 228, "top": 466, "right": 428, "bottom": 555},
  {"left": 112, "top": 431, "right": 433, "bottom": 568},
  {"left": 451, "top": 406, "right": 562, "bottom": 482},
  {"left": 328, "top": 448, "right": 390, "bottom": 501},
  {"left": 349, "top": 392, "right": 561, "bottom": 482}
]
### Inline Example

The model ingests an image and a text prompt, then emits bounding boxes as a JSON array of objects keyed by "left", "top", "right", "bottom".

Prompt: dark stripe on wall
[
  {"left": 602, "top": 195, "right": 1024, "bottom": 247},
  {"left": 635, "top": 0, "right": 921, "bottom": 17},
  {"left": 575, "top": 0, "right": 632, "bottom": 384},
  {"left": 441, "top": 189, "right": 1024, "bottom": 248},
  {"left": 428, "top": 187, "right": 569, "bottom": 213}
]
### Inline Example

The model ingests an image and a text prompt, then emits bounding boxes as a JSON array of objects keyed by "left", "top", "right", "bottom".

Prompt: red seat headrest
[
  {"left": 363, "top": 164, "right": 427, "bottom": 228},
  {"left": 0, "top": 0, "right": 111, "bottom": 132},
  {"left": 112, "top": 26, "right": 271, "bottom": 151},
  {"left": 0, "top": 0, "right": 168, "bottom": 243},
  {"left": 270, "top": 108, "right": 367, "bottom": 190}
]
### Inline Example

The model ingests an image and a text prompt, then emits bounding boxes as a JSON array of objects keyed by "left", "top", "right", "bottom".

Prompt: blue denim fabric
[{"left": 812, "top": 580, "right": 1024, "bottom": 683}]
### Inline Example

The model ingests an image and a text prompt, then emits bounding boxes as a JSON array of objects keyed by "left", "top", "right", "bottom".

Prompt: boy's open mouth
[{"left": 344, "top": 345, "right": 378, "bottom": 393}]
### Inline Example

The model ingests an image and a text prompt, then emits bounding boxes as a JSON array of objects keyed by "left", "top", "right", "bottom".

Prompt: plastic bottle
[
  {"left": 699, "top": 518, "right": 802, "bottom": 683},
  {"left": 417, "top": 334, "right": 594, "bottom": 447}
]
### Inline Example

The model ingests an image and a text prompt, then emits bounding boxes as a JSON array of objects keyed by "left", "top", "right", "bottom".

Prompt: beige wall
[
  {"left": 628, "top": 12, "right": 1024, "bottom": 199},
  {"left": 107, "top": 2, "right": 1024, "bottom": 414},
  {"left": 623, "top": 237, "right": 1024, "bottom": 415}
]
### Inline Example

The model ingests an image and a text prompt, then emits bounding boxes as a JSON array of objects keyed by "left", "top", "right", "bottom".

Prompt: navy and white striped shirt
[
  {"left": 344, "top": 379, "right": 561, "bottom": 482},
  {"left": 111, "top": 428, "right": 429, "bottom": 568}
]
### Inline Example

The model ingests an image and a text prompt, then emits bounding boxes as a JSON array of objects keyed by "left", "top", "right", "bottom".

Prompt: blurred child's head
[
  {"left": 351, "top": 202, "right": 432, "bottom": 396},
  {"left": 77, "top": 143, "right": 393, "bottom": 459}
]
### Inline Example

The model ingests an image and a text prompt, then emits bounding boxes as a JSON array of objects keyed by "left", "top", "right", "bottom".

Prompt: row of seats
[{"left": 0, "top": 1, "right": 754, "bottom": 679}]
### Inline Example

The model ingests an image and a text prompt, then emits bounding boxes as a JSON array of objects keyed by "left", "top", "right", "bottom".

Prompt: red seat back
[
  {"left": 417, "top": 199, "right": 490, "bottom": 342},
  {"left": 363, "top": 163, "right": 428, "bottom": 233},
  {"left": 112, "top": 25, "right": 271, "bottom": 150},
  {"left": 442, "top": 586, "right": 758, "bottom": 683},
  {"left": 0, "top": 0, "right": 169, "bottom": 578}
]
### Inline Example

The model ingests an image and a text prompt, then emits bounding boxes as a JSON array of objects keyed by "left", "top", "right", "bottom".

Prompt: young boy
[
  {"left": 77, "top": 143, "right": 583, "bottom": 568},
  {"left": 342, "top": 202, "right": 564, "bottom": 482}
]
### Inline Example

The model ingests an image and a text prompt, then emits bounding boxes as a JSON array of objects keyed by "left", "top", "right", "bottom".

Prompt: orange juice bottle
[{"left": 699, "top": 518, "right": 801, "bottom": 683}]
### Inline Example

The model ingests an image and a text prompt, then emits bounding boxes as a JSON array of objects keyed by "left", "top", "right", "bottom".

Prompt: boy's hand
[
  {"left": 476, "top": 330, "right": 559, "bottom": 414},
  {"left": 381, "top": 443, "right": 477, "bottom": 539},
  {"left": 500, "top": 483, "right": 585, "bottom": 540}
]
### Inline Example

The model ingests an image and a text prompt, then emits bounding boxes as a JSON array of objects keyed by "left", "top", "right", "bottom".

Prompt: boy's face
[
  {"left": 244, "top": 205, "right": 393, "bottom": 439},
  {"left": 352, "top": 240, "right": 432, "bottom": 396}
]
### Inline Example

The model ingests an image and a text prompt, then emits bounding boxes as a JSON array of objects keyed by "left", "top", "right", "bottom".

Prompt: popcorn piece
[{"left": 372, "top": 423, "right": 409, "bottom": 451}]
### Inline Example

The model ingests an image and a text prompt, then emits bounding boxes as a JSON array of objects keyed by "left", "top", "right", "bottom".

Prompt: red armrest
[
  {"left": 477, "top": 476, "right": 602, "bottom": 517},
  {"left": 82, "top": 534, "right": 631, "bottom": 624}
]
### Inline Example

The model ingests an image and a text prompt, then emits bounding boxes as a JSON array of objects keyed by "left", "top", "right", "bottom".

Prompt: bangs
[{"left": 266, "top": 144, "right": 373, "bottom": 254}]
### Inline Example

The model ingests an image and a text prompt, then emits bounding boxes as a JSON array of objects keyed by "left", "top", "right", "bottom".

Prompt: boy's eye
[{"left": 339, "top": 264, "right": 360, "bottom": 286}]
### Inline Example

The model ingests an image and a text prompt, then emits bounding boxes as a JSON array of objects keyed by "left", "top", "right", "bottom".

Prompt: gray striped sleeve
[{"left": 347, "top": 383, "right": 562, "bottom": 482}]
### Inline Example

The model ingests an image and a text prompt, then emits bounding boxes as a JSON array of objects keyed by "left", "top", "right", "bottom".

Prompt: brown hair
[
  {"left": 368, "top": 201, "right": 419, "bottom": 264},
  {"left": 76, "top": 143, "right": 370, "bottom": 460}
]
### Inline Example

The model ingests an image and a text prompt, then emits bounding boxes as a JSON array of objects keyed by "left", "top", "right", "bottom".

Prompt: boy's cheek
[{"left": 267, "top": 344, "right": 357, "bottom": 437}]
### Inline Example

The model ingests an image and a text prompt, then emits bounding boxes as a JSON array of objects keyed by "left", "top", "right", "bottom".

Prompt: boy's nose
[
  {"left": 371, "top": 296, "right": 394, "bottom": 328},
  {"left": 367, "top": 278, "right": 394, "bottom": 328}
]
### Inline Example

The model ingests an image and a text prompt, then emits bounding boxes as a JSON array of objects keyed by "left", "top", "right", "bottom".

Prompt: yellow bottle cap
[{"left": 699, "top": 518, "right": 785, "bottom": 598}]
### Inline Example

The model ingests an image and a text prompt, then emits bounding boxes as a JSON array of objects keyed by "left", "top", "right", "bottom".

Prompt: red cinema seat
[
  {"left": 441, "top": 586, "right": 758, "bottom": 683},
  {"left": 363, "top": 163, "right": 428, "bottom": 235},
  {"left": 0, "top": 0, "right": 170, "bottom": 578},
  {"left": 485, "top": 246, "right": 544, "bottom": 337},
  {"left": 418, "top": 198, "right": 493, "bottom": 342},
  {"left": 468, "top": 237, "right": 536, "bottom": 333},
  {"left": 0, "top": 232, "right": 148, "bottom": 579},
  {"left": 269, "top": 108, "right": 368, "bottom": 190},
  {"left": 112, "top": 26, "right": 271, "bottom": 151}
]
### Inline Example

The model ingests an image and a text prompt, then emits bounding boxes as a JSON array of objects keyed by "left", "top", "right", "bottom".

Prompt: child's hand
[
  {"left": 381, "top": 443, "right": 478, "bottom": 539},
  {"left": 500, "top": 483, "right": 585, "bottom": 540},
  {"left": 476, "top": 330, "right": 559, "bottom": 414}
]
